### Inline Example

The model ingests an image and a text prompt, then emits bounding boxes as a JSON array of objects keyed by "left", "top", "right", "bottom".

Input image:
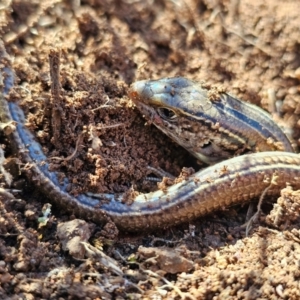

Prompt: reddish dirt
[{"left": 1, "top": 0, "right": 300, "bottom": 299}]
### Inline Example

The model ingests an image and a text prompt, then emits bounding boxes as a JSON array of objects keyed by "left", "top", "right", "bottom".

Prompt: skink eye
[{"left": 157, "top": 107, "right": 177, "bottom": 120}]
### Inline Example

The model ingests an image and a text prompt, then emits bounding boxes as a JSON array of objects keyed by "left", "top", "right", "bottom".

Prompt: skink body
[{"left": 1, "top": 44, "right": 300, "bottom": 231}]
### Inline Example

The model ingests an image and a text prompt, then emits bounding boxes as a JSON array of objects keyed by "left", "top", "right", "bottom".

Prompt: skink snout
[
  {"left": 130, "top": 79, "right": 179, "bottom": 105},
  {"left": 129, "top": 80, "right": 154, "bottom": 103}
]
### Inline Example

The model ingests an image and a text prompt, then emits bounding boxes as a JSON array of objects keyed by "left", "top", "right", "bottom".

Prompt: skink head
[
  {"left": 129, "top": 77, "right": 294, "bottom": 165},
  {"left": 129, "top": 78, "right": 217, "bottom": 124},
  {"left": 129, "top": 77, "right": 232, "bottom": 164},
  {"left": 130, "top": 77, "right": 210, "bottom": 111}
]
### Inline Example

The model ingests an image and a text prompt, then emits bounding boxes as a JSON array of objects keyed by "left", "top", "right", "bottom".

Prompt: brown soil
[{"left": 1, "top": 0, "right": 300, "bottom": 299}]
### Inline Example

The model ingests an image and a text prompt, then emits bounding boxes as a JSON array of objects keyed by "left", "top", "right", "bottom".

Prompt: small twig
[
  {"left": 50, "top": 133, "right": 83, "bottom": 161},
  {"left": 49, "top": 48, "right": 62, "bottom": 145},
  {"left": 73, "top": 116, "right": 79, "bottom": 131},
  {"left": 91, "top": 97, "right": 112, "bottom": 112},
  {"left": 81, "top": 242, "right": 123, "bottom": 276},
  {"left": 245, "top": 173, "right": 278, "bottom": 236},
  {"left": 150, "top": 237, "right": 179, "bottom": 247},
  {"left": 245, "top": 202, "right": 255, "bottom": 222},
  {"left": 147, "top": 166, "right": 175, "bottom": 180},
  {"left": 49, "top": 48, "right": 61, "bottom": 103},
  {"left": 142, "top": 268, "right": 196, "bottom": 300},
  {"left": 221, "top": 25, "right": 271, "bottom": 56},
  {"left": 97, "top": 123, "right": 125, "bottom": 130}
]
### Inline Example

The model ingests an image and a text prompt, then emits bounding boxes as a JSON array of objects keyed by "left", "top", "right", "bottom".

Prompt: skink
[{"left": 1, "top": 44, "right": 300, "bottom": 231}]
